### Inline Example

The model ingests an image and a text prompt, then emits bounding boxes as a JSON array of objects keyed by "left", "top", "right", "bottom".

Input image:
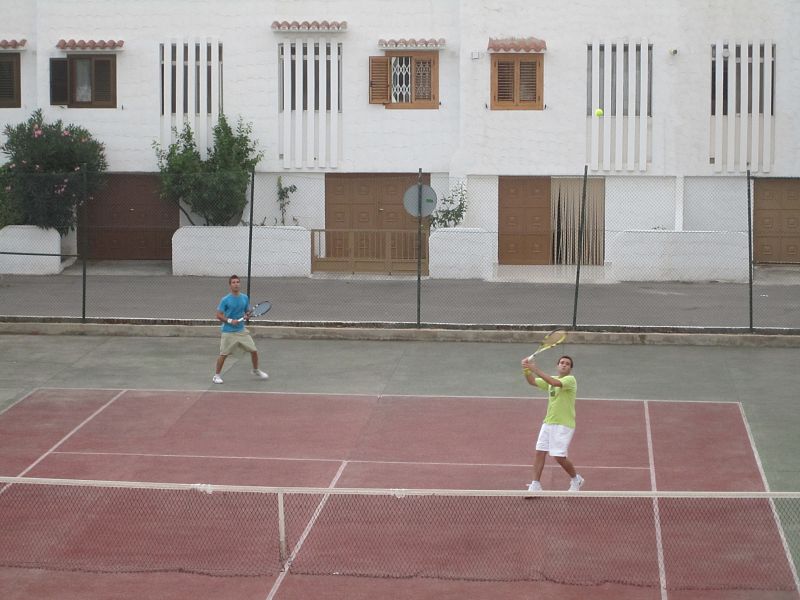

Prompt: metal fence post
[
  {"left": 81, "top": 164, "right": 88, "bottom": 322},
  {"left": 246, "top": 170, "right": 255, "bottom": 300},
  {"left": 747, "top": 169, "right": 754, "bottom": 331},
  {"left": 572, "top": 165, "right": 589, "bottom": 328}
]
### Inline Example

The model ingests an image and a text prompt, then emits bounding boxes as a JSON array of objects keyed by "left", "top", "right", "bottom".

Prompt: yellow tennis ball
[{"left": 595, "top": 108, "right": 604, "bottom": 117}]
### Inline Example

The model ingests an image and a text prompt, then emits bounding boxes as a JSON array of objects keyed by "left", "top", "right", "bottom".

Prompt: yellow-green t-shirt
[{"left": 535, "top": 375, "right": 577, "bottom": 428}]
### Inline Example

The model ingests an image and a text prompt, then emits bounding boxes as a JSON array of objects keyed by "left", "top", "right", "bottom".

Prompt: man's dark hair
[
  {"left": 229, "top": 275, "right": 240, "bottom": 284},
  {"left": 558, "top": 355, "right": 574, "bottom": 368}
]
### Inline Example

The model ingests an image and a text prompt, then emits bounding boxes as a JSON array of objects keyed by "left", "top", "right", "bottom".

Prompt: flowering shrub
[{"left": 1, "top": 110, "right": 107, "bottom": 235}]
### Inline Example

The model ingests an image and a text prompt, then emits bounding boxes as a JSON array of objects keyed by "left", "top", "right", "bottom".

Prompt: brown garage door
[
  {"left": 323, "top": 173, "right": 430, "bottom": 273},
  {"left": 754, "top": 178, "right": 800, "bottom": 264},
  {"left": 80, "top": 173, "right": 179, "bottom": 260},
  {"left": 498, "top": 176, "right": 551, "bottom": 265}
]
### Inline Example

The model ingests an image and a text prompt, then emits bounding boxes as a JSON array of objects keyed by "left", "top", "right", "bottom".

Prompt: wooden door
[
  {"left": 80, "top": 173, "right": 178, "bottom": 260},
  {"left": 324, "top": 173, "right": 430, "bottom": 273},
  {"left": 498, "top": 176, "right": 551, "bottom": 265},
  {"left": 754, "top": 179, "right": 800, "bottom": 264}
]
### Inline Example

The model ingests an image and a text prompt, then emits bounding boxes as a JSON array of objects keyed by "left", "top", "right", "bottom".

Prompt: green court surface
[{"left": 1, "top": 332, "right": 798, "bottom": 491}]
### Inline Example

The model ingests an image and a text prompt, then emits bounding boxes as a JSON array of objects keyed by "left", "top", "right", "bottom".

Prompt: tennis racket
[
  {"left": 527, "top": 329, "right": 568, "bottom": 360},
  {"left": 246, "top": 301, "right": 272, "bottom": 320}
]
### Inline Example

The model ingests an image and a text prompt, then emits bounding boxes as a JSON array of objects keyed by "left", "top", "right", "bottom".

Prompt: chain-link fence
[
  {"left": 1, "top": 169, "right": 797, "bottom": 330},
  {"left": 1, "top": 477, "right": 798, "bottom": 593}
]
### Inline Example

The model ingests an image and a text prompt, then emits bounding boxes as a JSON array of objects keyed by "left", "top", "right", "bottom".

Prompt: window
[
  {"left": 369, "top": 51, "right": 438, "bottom": 109},
  {"left": 711, "top": 43, "right": 775, "bottom": 116},
  {"left": 0, "top": 53, "right": 21, "bottom": 108},
  {"left": 49, "top": 55, "right": 116, "bottom": 108},
  {"left": 586, "top": 43, "right": 652, "bottom": 117},
  {"left": 279, "top": 42, "right": 342, "bottom": 112},
  {"left": 491, "top": 54, "right": 543, "bottom": 110},
  {"left": 160, "top": 42, "right": 223, "bottom": 116}
]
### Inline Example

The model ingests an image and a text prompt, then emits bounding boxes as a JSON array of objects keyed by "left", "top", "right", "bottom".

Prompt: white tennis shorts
[{"left": 535, "top": 423, "right": 575, "bottom": 457}]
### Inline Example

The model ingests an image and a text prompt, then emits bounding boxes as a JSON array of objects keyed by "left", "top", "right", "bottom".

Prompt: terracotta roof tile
[
  {"left": 56, "top": 39, "right": 124, "bottom": 50},
  {"left": 0, "top": 39, "right": 27, "bottom": 49},
  {"left": 378, "top": 38, "right": 446, "bottom": 50},
  {"left": 488, "top": 37, "right": 547, "bottom": 53},
  {"left": 271, "top": 20, "right": 347, "bottom": 32}
]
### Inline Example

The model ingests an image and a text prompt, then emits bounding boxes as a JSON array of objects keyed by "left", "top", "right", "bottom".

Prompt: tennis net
[{"left": 0, "top": 476, "right": 798, "bottom": 592}]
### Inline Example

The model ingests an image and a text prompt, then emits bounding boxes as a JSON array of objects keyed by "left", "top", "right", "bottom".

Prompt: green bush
[
  {"left": 154, "top": 115, "right": 263, "bottom": 225},
  {"left": 0, "top": 110, "right": 107, "bottom": 235},
  {"left": 430, "top": 181, "right": 468, "bottom": 228}
]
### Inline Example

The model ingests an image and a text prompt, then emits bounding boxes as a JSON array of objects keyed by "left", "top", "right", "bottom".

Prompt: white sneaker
[
  {"left": 252, "top": 369, "right": 269, "bottom": 380},
  {"left": 525, "top": 481, "right": 542, "bottom": 498},
  {"left": 212, "top": 374, "right": 223, "bottom": 384},
  {"left": 568, "top": 474, "right": 585, "bottom": 491}
]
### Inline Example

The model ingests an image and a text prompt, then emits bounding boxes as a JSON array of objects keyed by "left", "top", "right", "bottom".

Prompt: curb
[{"left": 1, "top": 322, "right": 799, "bottom": 348}]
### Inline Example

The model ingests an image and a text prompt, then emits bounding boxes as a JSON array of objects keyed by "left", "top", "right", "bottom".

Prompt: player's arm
[
  {"left": 216, "top": 304, "right": 241, "bottom": 325},
  {"left": 522, "top": 358, "right": 562, "bottom": 387}
]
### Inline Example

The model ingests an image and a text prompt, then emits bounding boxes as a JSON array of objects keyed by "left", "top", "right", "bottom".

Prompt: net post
[
  {"left": 277, "top": 490, "right": 288, "bottom": 563},
  {"left": 572, "top": 165, "right": 589, "bottom": 328}
]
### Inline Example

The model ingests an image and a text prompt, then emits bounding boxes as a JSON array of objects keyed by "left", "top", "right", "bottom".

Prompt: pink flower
[
  {"left": 62, "top": 130, "right": 70, "bottom": 136},
  {"left": 74, "top": 165, "right": 80, "bottom": 171},
  {"left": 8, "top": 163, "right": 14, "bottom": 169}
]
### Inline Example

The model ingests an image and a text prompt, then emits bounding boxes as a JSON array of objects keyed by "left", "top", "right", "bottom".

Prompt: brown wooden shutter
[
  {"left": 369, "top": 56, "right": 389, "bottom": 104},
  {"left": 50, "top": 58, "right": 68, "bottom": 105},
  {"left": 0, "top": 54, "right": 20, "bottom": 108},
  {"left": 93, "top": 57, "right": 115, "bottom": 106},
  {"left": 493, "top": 57, "right": 515, "bottom": 105}
]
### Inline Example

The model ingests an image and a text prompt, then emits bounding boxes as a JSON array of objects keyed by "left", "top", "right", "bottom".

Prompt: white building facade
[{"left": 1, "top": 0, "right": 798, "bottom": 279}]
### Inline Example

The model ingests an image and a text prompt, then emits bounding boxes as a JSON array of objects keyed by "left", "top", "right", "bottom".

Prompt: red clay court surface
[{"left": 0, "top": 388, "right": 797, "bottom": 600}]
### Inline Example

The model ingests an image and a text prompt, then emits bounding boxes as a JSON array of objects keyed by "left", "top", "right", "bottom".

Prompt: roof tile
[
  {"left": 488, "top": 37, "right": 547, "bottom": 53},
  {"left": 56, "top": 39, "right": 124, "bottom": 50},
  {"left": 271, "top": 20, "right": 347, "bottom": 32},
  {"left": 378, "top": 38, "right": 446, "bottom": 50},
  {"left": 0, "top": 39, "right": 27, "bottom": 49}
]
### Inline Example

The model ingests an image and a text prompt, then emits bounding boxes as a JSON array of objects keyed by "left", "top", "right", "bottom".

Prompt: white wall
[
  {"left": 1, "top": 0, "right": 797, "bottom": 178},
  {"left": 683, "top": 177, "right": 748, "bottom": 232},
  {"left": 605, "top": 176, "right": 675, "bottom": 232}
]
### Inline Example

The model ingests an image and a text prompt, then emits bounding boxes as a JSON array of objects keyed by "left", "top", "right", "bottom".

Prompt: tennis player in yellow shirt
[{"left": 521, "top": 355, "right": 584, "bottom": 493}]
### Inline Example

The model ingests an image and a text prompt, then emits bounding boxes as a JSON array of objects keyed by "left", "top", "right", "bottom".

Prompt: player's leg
[
  {"left": 553, "top": 455, "right": 577, "bottom": 478},
  {"left": 213, "top": 334, "right": 234, "bottom": 384},
  {"left": 527, "top": 424, "right": 551, "bottom": 492},
  {"left": 240, "top": 335, "right": 268, "bottom": 380},
  {"left": 213, "top": 354, "right": 226, "bottom": 384},
  {"left": 550, "top": 425, "right": 583, "bottom": 490}
]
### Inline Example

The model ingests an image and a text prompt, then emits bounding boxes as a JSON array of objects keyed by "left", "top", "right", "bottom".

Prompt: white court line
[
  {"left": 32, "top": 386, "right": 739, "bottom": 406},
  {"left": 738, "top": 402, "right": 800, "bottom": 596},
  {"left": 265, "top": 461, "right": 348, "bottom": 600},
  {"left": 644, "top": 401, "right": 668, "bottom": 600},
  {"left": 15, "top": 390, "right": 127, "bottom": 478},
  {"left": 51, "top": 450, "right": 651, "bottom": 471},
  {"left": 0, "top": 388, "right": 42, "bottom": 417}
]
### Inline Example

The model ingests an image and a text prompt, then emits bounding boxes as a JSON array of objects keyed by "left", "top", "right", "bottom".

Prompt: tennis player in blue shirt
[{"left": 212, "top": 275, "right": 269, "bottom": 384}]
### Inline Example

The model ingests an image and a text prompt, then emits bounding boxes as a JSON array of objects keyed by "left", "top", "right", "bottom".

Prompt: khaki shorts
[{"left": 219, "top": 331, "right": 258, "bottom": 356}]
